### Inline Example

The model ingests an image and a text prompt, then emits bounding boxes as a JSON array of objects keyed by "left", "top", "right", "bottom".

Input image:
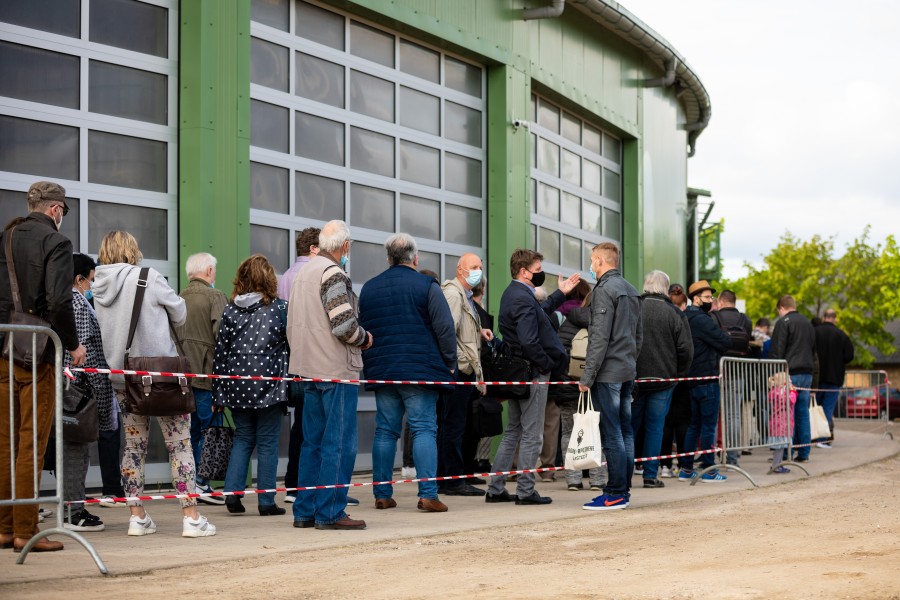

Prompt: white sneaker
[
  {"left": 816, "top": 442, "right": 832, "bottom": 449},
  {"left": 660, "top": 466, "right": 674, "bottom": 479},
  {"left": 284, "top": 495, "right": 296, "bottom": 503},
  {"left": 195, "top": 483, "right": 226, "bottom": 506},
  {"left": 99, "top": 497, "right": 127, "bottom": 508},
  {"left": 400, "top": 466, "right": 416, "bottom": 479},
  {"left": 128, "top": 513, "right": 157, "bottom": 536},
  {"left": 182, "top": 514, "right": 217, "bottom": 538}
]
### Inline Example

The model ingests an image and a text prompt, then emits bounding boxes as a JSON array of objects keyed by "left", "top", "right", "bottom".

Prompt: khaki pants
[{"left": 0, "top": 359, "right": 56, "bottom": 538}]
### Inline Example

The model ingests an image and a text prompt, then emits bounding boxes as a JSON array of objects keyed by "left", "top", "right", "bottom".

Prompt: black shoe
[
  {"left": 442, "top": 483, "right": 486, "bottom": 497},
  {"left": 293, "top": 519, "right": 314, "bottom": 528},
  {"left": 346, "top": 495, "right": 360, "bottom": 506},
  {"left": 225, "top": 497, "right": 246, "bottom": 514},
  {"left": 485, "top": 490, "right": 516, "bottom": 503},
  {"left": 793, "top": 457, "right": 809, "bottom": 463},
  {"left": 741, "top": 450, "right": 753, "bottom": 456},
  {"left": 468, "top": 476, "right": 487, "bottom": 485},
  {"left": 643, "top": 478, "right": 665, "bottom": 488},
  {"left": 258, "top": 504, "right": 286, "bottom": 516},
  {"left": 515, "top": 491, "right": 552, "bottom": 505}
]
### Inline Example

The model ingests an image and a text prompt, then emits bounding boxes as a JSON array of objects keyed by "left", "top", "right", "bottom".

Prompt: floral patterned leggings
[{"left": 122, "top": 410, "right": 197, "bottom": 508}]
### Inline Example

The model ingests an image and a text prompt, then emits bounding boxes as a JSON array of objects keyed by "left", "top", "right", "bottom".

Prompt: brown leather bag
[
  {"left": 2, "top": 226, "right": 51, "bottom": 368},
  {"left": 122, "top": 268, "right": 195, "bottom": 416}
]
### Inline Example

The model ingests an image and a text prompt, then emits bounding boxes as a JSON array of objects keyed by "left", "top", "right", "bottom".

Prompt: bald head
[
  {"left": 456, "top": 253, "right": 483, "bottom": 290},
  {"left": 823, "top": 309, "right": 837, "bottom": 322}
]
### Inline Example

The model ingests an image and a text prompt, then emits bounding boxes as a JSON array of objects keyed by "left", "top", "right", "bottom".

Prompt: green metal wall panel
[{"left": 178, "top": 0, "right": 251, "bottom": 294}]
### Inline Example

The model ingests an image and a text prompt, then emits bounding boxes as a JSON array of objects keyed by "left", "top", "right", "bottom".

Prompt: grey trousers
[
  {"left": 63, "top": 440, "right": 91, "bottom": 517},
  {"left": 559, "top": 401, "right": 607, "bottom": 487},
  {"left": 488, "top": 373, "right": 549, "bottom": 498}
]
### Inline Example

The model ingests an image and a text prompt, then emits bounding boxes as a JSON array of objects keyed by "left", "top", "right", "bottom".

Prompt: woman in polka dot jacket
[{"left": 213, "top": 255, "right": 289, "bottom": 516}]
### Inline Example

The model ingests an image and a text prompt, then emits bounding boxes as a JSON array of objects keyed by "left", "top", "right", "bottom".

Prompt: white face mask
[{"left": 54, "top": 207, "right": 63, "bottom": 230}]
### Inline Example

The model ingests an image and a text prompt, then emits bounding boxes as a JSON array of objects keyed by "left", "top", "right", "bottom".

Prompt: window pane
[
  {"left": 350, "top": 127, "right": 394, "bottom": 177},
  {"left": 399, "top": 40, "right": 439, "bottom": 83},
  {"left": 584, "top": 124, "right": 601, "bottom": 155},
  {"left": 537, "top": 100, "right": 559, "bottom": 133},
  {"left": 603, "top": 208, "right": 620, "bottom": 240},
  {"left": 250, "top": 224, "right": 290, "bottom": 273},
  {"left": 530, "top": 132, "right": 536, "bottom": 170},
  {"left": 0, "top": 41, "right": 79, "bottom": 109},
  {"left": 296, "top": 112, "right": 344, "bottom": 166},
  {"left": 537, "top": 183, "right": 559, "bottom": 221},
  {"left": 88, "top": 200, "right": 167, "bottom": 260},
  {"left": 561, "top": 192, "right": 580, "bottom": 228},
  {"left": 445, "top": 204, "right": 481, "bottom": 247},
  {"left": 444, "top": 56, "right": 481, "bottom": 98},
  {"left": 539, "top": 228, "right": 560, "bottom": 265},
  {"left": 561, "top": 149, "right": 580, "bottom": 186},
  {"left": 296, "top": 53, "right": 344, "bottom": 108},
  {"left": 350, "top": 184, "right": 393, "bottom": 232},
  {"left": 251, "top": 37, "right": 288, "bottom": 92},
  {"left": 0, "top": 0, "right": 80, "bottom": 38},
  {"left": 530, "top": 178, "right": 536, "bottom": 214},
  {"left": 0, "top": 190, "right": 79, "bottom": 248},
  {"left": 583, "top": 241, "right": 593, "bottom": 270},
  {"left": 399, "top": 86, "right": 439, "bottom": 135},
  {"left": 250, "top": 161, "right": 289, "bottom": 213},
  {"left": 295, "top": 171, "right": 344, "bottom": 221},
  {"left": 350, "top": 21, "right": 394, "bottom": 68},
  {"left": 443, "top": 255, "right": 459, "bottom": 282},
  {"left": 88, "top": 131, "right": 167, "bottom": 192},
  {"left": 445, "top": 153, "right": 481, "bottom": 197},
  {"left": 445, "top": 101, "right": 481, "bottom": 147},
  {"left": 296, "top": 1, "right": 344, "bottom": 50},
  {"left": 349, "top": 240, "right": 386, "bottom": 283},
  {"left": 399, "top": 140, "right": 438, "bottom": 187},
  {"left": 89, "top": 60, "right": 167, "bottom": 124},
  {"left": 399, "top": 194, "right": 439, "bottom": 241},
  {"left": 251, "top": 99, "right": 289, "bottom": 153},
  {"left": 0, "top": 116, "right": 78, "bottom": 181},
  {"left": 251, "top": 0, "right": 288, "bottom": 31},
  {"left": 350, "top": 71, "right": 394, "bottom": 122},
  {"left": 563, "top": 234, "right": 581, "bottom": 270},
  {"left": 418, "top": 251, "right": 440, "bottom": 276},
  {"left": 604, "top": 133, "right": 621, "bottom": 163},
  {"left": 562, "top": 111, "right": 581, "bottom": 144},
  {"left": 582, "top": 200, "right": 601, "bottom": 234},
  {"left": 583, "top": 160, "right": 601, "bottom": 194},
  {"left": 90, "top": 0, "right": 167, "bottom": 58},
  {"left": 604, "top": 168, "right": 621, "bottom": 203},
  {"left": 537, "top": 138, "right": 559, "bottom": 177}
]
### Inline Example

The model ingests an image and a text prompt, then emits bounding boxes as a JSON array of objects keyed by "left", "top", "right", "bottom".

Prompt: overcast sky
[{"left": 622, "top": 0, "right": 900, "bottom": 280}]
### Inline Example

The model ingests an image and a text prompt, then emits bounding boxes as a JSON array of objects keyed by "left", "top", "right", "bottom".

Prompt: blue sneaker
[
  {"left": 678, "top": 469, "right": 695, "bottom": 482},
  {"left": 582, "top": 494, "right": 628, "bottom": 511},
  {"left": 700, "top": 470, "right": 727, "bottom": 483}
]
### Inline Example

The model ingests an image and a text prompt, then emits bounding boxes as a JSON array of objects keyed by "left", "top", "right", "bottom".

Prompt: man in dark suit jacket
[
  {"left": 814, "top": 308, "right": 853, "bottom": 444},
  {"left": 485, "top": 249, "right": 580, "bottom": 506}
]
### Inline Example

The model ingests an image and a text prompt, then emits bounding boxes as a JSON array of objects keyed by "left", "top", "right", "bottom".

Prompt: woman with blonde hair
[
  {"left": 92, "top": 231, "right": 216, "bottom": 537},
  {"left": 213, "top": 255, "right": 288, "bottom": 516}
]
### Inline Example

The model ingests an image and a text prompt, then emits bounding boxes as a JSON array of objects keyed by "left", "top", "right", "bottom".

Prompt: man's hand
[
  {"left": 361, "top": 332, "right": 374, "bottom": 350},
  {"left": 476, "top": 383, "right": 486, "bottom": 395},
  {"left": 69, "top": 344, "right": 87, "bottom": 366},
  {"left": 558, "top": 273, "right": 582, "bottom": 295},
  {"left": 578, "top": 383, "right": 590, "bottom": 393},
  {"left": 480, "top": 328, "right": 494, "bottom": 342}
]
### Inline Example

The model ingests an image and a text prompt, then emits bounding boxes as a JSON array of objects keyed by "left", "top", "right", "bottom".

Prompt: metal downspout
[
  {"left": 523, "top": 0, "right": 565, "bottom": 21},
  {"left": 646, "top": 57, "right": 677, "bottom": 88},
  {"left": 685, "top": 106, "right": 710, "bottom": 158}
]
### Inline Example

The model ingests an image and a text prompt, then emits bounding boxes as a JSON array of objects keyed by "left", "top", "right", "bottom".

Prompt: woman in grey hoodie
[{"left": 92, "top": 231, "right": 216, "bottom": 538}]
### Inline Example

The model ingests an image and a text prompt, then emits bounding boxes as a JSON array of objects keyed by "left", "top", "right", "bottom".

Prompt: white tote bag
[
  {"left": 564, "top": 391, "right": 603, "bottom": 470},
  {"left": 809, "top": 395, "right": 831, "bottom": 440}
]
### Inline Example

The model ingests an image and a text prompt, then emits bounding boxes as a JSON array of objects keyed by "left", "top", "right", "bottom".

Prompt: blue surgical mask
[
  {"left": 589, "top": 267, "right": 597, "bottom": 281},
  {"left": 210, "top": 282, "right": 215, "bottom": 289},
  {"left": 465, "top": 269, "right": 482, "bottom": 287},
  {"left": 339, "top": 255, "right": 349, "bottom": 269},
  {"left": 84, "top": 289, "right": 93, "bottom": 301}
]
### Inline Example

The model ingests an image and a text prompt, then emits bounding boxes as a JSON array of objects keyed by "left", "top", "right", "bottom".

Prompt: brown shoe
[
  {"left": 0, "top": 533, "right": 12, "bottom": 549},
  {"left": 374, "top": 498, "right": 397, "bottom": 510},
  {"left": 314, "top": 516, "right": 366, "bottom": 530},
  {"left": 417, "top": 498, "right": 448, "bottom": 512},
  {"left": 13, "top": 537, "right": 64, "bottom": 552}
]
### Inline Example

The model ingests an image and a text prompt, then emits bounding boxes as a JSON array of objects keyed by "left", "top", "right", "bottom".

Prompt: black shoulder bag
[{"left": 2, "top": 226, "right": 51, "bottom": 368}]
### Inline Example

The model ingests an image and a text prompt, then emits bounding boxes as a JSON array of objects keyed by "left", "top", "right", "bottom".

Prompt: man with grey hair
[
  {"left": 631, "top": 270, "right": 693, "bottom": 488},
  {"left": 359, "top": 233, "right": 457, "bottom": 513},
  {"left": 288, "top": 220, "right": 372, "bottom": 530},
  {"left": 178, "top": 252, "right": 227, "bottom": 504}
]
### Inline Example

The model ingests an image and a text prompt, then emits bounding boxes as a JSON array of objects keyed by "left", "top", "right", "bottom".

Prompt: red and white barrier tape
[{"left": 70, "top": 448, "right": 720, "bottom": 506}]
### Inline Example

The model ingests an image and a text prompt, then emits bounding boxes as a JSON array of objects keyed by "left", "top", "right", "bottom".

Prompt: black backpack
[{"left": 712, "top": 311, "right": 751, "bottom": 357}]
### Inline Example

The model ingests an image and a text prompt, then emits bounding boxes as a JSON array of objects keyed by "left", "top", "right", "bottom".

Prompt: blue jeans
[
  {"left": 223, "top": 404, "right": 284, "bottom": 507},
  {"left": 373, "top": 385, "right": 439, "bottom": 500},
  {"left": 294, "top": 382, "right": 358, "bottom": 525},
  {"left": 819, "top": 383, "right": 840, "bottom": 433},
  {"left": 631, "top": 387, "right": 674, "bottom": 480},
  {"left": 679, "top": 382, "right": 720, "bottom": 471},
  {"left": 190, "top": 388, "right": 214, "bottom": 485},
  {"left": 791, "top": 374, "right": 813, "bottom": 459},
  {"left": 591, "top": 381, "right": 635, "bottom": 497}
]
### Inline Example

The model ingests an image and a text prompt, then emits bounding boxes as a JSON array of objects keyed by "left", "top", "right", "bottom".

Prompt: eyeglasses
[
  {"left": 53, "top": 202, "right": 69, "bottom": 216},
  {"left": 698, "top": 294, "right": 714, "bottom": 301}
]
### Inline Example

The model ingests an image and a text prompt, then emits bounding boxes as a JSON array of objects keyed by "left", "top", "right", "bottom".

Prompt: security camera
[{"left": 512, "top": 119, "right": 530, "bottom": 130}]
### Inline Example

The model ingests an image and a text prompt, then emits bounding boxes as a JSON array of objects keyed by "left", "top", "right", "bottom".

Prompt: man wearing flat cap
[
  {"left": 0, "top": 181, "right": 86, "bottom": 552},
  {"left": 676, "top": 280, "right": 732, "bottom": 483}
]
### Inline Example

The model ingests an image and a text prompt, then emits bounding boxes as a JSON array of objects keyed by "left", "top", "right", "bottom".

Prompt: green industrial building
[{"left": 1, "top": 0, "right": 718, "bottom": 476}]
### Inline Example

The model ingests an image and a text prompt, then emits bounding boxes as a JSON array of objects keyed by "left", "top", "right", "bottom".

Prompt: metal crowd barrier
[
  {"left": 710, "top": 357, "right": 808, "bottom": 487},
  {"left": 2, "top": 324, "right": 107, "bottom": 573},
  {"left": 837, "top": 370, "right": 893, "bottom": 440}
]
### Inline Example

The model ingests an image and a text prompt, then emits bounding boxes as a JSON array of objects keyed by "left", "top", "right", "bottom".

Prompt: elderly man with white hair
[{"left": 631, "top": 270, "right": 693, "bottom": 489}]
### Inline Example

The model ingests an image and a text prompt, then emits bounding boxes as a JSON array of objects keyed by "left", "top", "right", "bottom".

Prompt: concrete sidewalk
[{"left": 2, "top": 422, "right": 896, "bottom": 583}]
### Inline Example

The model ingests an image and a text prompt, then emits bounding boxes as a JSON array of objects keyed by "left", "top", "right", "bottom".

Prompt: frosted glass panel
[
  {"left": 582, "top": 200, "right": 601, "bottom": 235},
  {"left": 296, "top": 53, "right": 344, "bottom": 108},
  {"left": 562, "top": 112, "right": 581, "bottom": 144},
  {"left": 445, "top": 204, "right": 481, "bottom": 246},
  {"left": 399, "top": 40, "right": 439, "bottom": 83},
  {"left": 444, "top": 56, "right": 481, "bottom": 98},
  {"left": 537, "top": 138, "right": 559, "bottom": 177},
  {"left": 88, "top": 200, "right": 167, "bottom": 259},
  {"left": 445, "top": 101, "right": 481, "bottom": 147},
  {"left": 350, "top": 21, "right": 394, "bottom": 68},
  {"left": 584, "top": 124, "right": 601, "bottom": 155},
  {"left": 445, "top": 153, "right": 480, "bottom": 197},
  {"left": 251, "top": 100, "right": 289, "bottom": 153},
  {"left": 0, "top": 191, "right": 79, "bottom": 248},
  {"left": 88, "top": 131, "right": 166, "bottom": 192},
  {"left": 537, "top": 100, "right": 559, "bottom": 134},
  {"left": 89, "top": 60, "right": 167, "bottom": 124},
  {"left": 604, "top": 168, "right": 621, "bottom": 203},
  {"left": 250, "top": 224, "right": 290, "bottom": 273},
  {"left": 295, "top": 172, "right": 344, "bottom": 221},
  {"left": 250, "top": 162, "right": 289, "bottom": 213},
  {"left": 583, "top": 160, "right": 601, "bottom": 195},
  {"left": 350, "top": 71, "right": 394, "bottom": 122},
  {"left": 0, "top": 116, "right": 78, "bottom": 181},
  {"left": 399, "top": 87, "right": 439, "bottom": 135},
  {"left": 350, "top": 184, "right": 394, "bottom": 232},
  {"left": 604, "top": 208, "right": 620, "bottom": 240},
  {"left": 349, "top": 240, "right": 386, "bottom": 283},
  {"left": 563, "top": 235, "right": 581, "bottom": 270},
  {"left": 418, "top": 251, "right": 440, "bottom": 276},
  {"left": 561, "top": 192, "right": 580, "bottom": 228},
  {"left": 0, "top": 41, "right": 79, "bottom": 109},
  {"left": 399, "top": 141, "right": 438, "bottom": 187},
  {"left": 0, "top": 0, "right": 80, "bottom": 38},
  {"left": 251, "top": 37, "right": 289, "bottom": 92},
  {"left": 251, "top": 0, "right": 288, "bottom": 31},
  {"left": 604, "top": 133, "right": 621, "bottom": 163},
  {"left": 399, "top": 194, "right": 440, "bottom": 241},
  {"left": 90, "top": 0, "right": 167, "bottom": 58},
  {"left": 537, "top": 183, "right": 559, "bottom": 221},
  {"left": 350, "top": 127, "right": 394, "bottom": 177},
  {"left": 296, "top": 1, "right": 344, "bottom": 50},
  {"left": 539, "top": 228, "right": 560, "bottom": 264},
  {"left": 561, "top": 149, "right": 580, "bottom": 185},
  {"left": 296, "top": 112, "right": 344, "bottom": 166}
]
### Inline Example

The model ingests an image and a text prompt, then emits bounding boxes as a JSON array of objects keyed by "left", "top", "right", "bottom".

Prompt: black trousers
[
  {"left": 97, "top": 419, "right": 124, "bottom": 497},
  {"left": 284, "top": 398, "right": 304, "bottom": 490},
  {"left": 437, "top": 370, "right": 476, "bottom": 484}
]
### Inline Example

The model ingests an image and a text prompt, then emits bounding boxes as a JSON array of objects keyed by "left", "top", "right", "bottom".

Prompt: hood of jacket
[
  {"left": 234, "top": 292, "right": 264, "bottom": 309},
  {"left": 92, "top": 263, "right": 137, "bottom": 309}
]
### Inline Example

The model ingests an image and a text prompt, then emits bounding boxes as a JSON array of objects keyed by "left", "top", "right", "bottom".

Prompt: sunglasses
[{"left": 53, "top": 202, "right": 69, "bottom": 216}]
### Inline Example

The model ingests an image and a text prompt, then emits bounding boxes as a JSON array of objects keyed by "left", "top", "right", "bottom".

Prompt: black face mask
[
  {"left": 700, "top": 301, "right": 713, "bottom": 313},
  {"left": 529, "top": 270, "right": 546, "bottom": 288}
]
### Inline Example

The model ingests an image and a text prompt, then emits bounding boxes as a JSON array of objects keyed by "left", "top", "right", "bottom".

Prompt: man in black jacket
[
  {"left": 770, "top": 295, "right": 817, "bottom": 461},
  {"left": 677, "top": 280, "right": 732, "bottom": 483},
  {"left": 712, "top": 290, "right": 753, "bottom": 466},
  {"left": 814, "top": 309, "right": 852, "bottom": 446},
  {"left": 1, "top": 181, "right": 86, "bottom": 552}
]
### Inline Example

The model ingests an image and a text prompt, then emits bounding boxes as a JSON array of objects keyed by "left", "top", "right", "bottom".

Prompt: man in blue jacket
[
  {"left": 677, "top": 280, "right": 733, "bottom": 482},
  {"left": 359, "top": 233, "right": 457, "bottom": 513},
  {"left": 486, "top": 249, "right": 580, "bottom": 506}
]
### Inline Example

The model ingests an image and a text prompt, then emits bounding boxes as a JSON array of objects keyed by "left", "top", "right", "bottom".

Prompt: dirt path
[{"left": 6, "top": 455, "right": 899, "bottom": 599}]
